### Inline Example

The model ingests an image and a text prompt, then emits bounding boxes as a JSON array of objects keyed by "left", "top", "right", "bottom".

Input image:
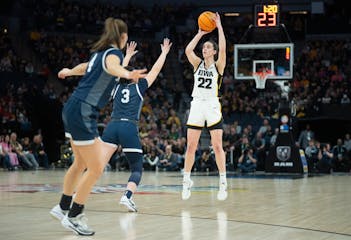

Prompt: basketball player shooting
[{"left": 182, "top": 12, "right": 228, "bottom": 201}]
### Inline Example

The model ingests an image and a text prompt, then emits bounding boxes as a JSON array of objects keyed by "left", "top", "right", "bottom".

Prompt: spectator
[
  {"left": 22, "top": 137, "right": 40, "bottom": 169},
  {"left": 157, "top": 145, "right": 179, "bottom": 171},
  {"left": 0, "top": 134, "right": 19, "bottom": 169},
  {"left": 270, "top": 128, "right": 279, "bottom": 146},
  {"left": 233, "top": 121, "right": 242, "bottom": 135},
  {"left": 340, "top": 94, "right": 350, "bottom": 104},
  {"left": 316, "top": 143, "right": 333, "bottom": 173},
  {"left": 167, "top": 109, "right": 181, "bottom": 128},
  {"left": 258, "top": 118, "right": 271, "bottom": 135},
  {"left": 196, "top": 148, "right": 216, "bottom": 172},
  {"left": 31, "top": 134, "right": 49, "bottom": 169},
  {"left": 344, "top": 133, "right": 351, "bottom": 152},
  {"left": 251, "top": 132, "right": 266, "bottom": 171},
  {"left": 109, "top": 145, "right": 129, "bottom": 171},
  {"left": 304, "top": 139, "right": 319, "bottom": 173},
  {"left": 332, "top": 139, "right": 349, "bottom": 172},
  {"left": 298, "top": 124, "right": 315, "bottom": 149},
  {"left": 10, "top": 132, "right": 33, "bottom": 169},
  {"left": 237, "top": 147, "right": 257, "bottom": 173},
  {"left": 143, "top": 148, "right": 160, "bottom": 171},
  {"left": 233, "top": 135, "right": 251, "bottom": 165},
  {"left": 0, "top": 136, "right": 14, "bottom": 171}
]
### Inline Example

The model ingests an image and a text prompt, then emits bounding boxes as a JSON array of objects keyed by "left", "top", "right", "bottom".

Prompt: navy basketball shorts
[
  {"left": 101, "top": 120, "right": 142, "bottom": 153},
  {"left": 62, "top": 97, "right": 99, "bottom": 145}
]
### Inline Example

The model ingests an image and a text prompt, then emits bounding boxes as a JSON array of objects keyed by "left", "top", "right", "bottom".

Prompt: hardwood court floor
[{"left": 0, "top": 170, "right": 350, "bottom": 240}]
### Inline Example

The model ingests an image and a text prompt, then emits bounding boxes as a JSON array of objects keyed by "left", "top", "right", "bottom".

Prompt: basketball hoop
[{"left": 252, "top": 70, "right": 274, "bottom": 89}]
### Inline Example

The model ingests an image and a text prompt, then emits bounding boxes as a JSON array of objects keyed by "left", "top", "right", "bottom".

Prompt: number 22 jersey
[{"left": 191, "top": 61, "right": 223, "bottom": 99}]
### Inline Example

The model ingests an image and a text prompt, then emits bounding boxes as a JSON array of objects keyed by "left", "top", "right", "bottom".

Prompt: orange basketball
[{"left": 198, "top": 11, "right": 216, "bottom": 32}]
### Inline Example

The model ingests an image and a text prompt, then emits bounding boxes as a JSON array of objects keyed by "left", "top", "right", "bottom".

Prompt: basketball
[{"left": 198, "top": 11, "right": 216, "bottom": 32}]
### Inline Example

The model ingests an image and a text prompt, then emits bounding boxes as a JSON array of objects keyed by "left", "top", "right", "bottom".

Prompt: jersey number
[
  {"left": 198, "top": 77, "right": 212, "bottom": 89},
  {"left": 121, "top": 89, "right": 130, "bottom": 103}
]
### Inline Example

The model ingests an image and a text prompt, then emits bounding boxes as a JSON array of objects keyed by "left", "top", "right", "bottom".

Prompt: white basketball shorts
[{"left": 186, "top": 98, "right": 222, "bottom": 129}]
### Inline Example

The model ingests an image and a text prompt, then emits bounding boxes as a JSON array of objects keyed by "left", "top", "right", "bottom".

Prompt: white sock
[
  {"left": 183, "top": 172, "right": 191, "bottom": 182},
  {"left": 219, "top": 172, "right": 227, "bottom": 185}
]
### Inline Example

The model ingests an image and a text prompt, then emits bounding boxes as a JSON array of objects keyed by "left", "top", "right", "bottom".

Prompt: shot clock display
[{"left": 254, "top": 4, "right": 280, "bottom": 27}]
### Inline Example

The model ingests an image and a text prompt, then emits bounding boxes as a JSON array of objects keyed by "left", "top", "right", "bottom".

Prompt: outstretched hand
[
  {"left": 125, "top": 41, "right": 138, "bottom": 58},
  {"left": 214, "top": 12, "right": 222, "bottom": 28},
  {"left": 58, "top": 68, "right": 71, "bottom": 79},
  {"left": 161, "top": 38, "right": 172, "bottom": 54}
]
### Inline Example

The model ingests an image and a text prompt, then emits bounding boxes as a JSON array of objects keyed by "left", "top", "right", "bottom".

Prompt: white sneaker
[
  {"left": 120, "top": 195, "right": 138, "bottom": 212},
  {"left": 61, "top": 213, "right": 95, "bottom": 236},
  {"left": 50, "top": 204, "right": 67, "bottom": 221},
  {"left": 182, "top": 179, "right": 194, "bottom": 200},
  {"left": 217, "top": 182, "right": 228, "bottom": 201}
]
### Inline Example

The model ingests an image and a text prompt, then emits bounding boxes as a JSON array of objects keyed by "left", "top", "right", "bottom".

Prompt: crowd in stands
[
  {"left": 0, "top": 31, "right": 63, "bottom": 168},
  {"left": 0, "top": 132, "right": 49, "bottom": 170},
  {"left": 299, "top": 125, "right": 351, "bottom": 174},
  {"left": 0, "top": 34, "right": 32, "bottom": 73},
  {"left": 1, "top": 2, "right": 350, "bottom": 173},
  {"left": 26, "top": 0, "right": 194, "bottom": 38}
]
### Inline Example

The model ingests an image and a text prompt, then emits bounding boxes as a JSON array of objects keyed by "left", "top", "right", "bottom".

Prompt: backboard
[{"left": 234, "top": 43, "right": 294, "bottom": 81}]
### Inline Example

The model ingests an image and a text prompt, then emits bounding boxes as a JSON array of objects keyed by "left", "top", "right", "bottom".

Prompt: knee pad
[{"left": 125, "top": 152, "right": 143, "bottom": 185}]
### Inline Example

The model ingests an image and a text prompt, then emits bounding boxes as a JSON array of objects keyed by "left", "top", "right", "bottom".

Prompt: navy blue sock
[
  {"left": 124, "top": 190, "right": 133, "bottom": 199},
  {"left": 59, "top": 194, "right": 72, "bottom": 211},
  {"left": 68, "top": 202, "right": 84, "bottom": 218}
]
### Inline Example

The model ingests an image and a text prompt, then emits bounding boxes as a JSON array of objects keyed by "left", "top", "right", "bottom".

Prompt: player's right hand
[
  {"left": 58, "top": 68, "right": 71, "bottom": 79},
  {"left": 128, "top": 68, "right": 148, "bottom": 81},
  {"left": 198, "top": 29, "right": 211, "bottom": 35}
]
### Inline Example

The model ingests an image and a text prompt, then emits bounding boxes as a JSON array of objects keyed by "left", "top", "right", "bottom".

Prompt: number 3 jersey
[
  {"left": 110, "top": 78, "right": 148, "bottom": 121},
  {"left": 191, "top": 61, "right": 223, "bottom": 99}
]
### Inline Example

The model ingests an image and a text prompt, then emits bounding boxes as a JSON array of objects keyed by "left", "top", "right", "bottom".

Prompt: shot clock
[{"left": 254, "top": 3, "right": 280, "bottom": 27}]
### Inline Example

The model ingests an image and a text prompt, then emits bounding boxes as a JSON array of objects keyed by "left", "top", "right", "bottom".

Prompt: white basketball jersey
[{"left": 191, "top": 61, "right": 222, "bottom": 98}]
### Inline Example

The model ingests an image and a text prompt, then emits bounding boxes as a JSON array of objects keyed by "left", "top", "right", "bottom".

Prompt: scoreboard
[{"left": 254, "top": 4, "right": 280, "bottom": 27}]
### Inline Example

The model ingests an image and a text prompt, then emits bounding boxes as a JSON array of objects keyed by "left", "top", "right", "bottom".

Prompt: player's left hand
[
  {"left": 214, "top": 12, "right": 222, "bottom": 28},
  {"left": 161, "top": 38, "right": 172, "bottom": 54},
  {"left": 126, "top": 41, "right": 138, "bottom": 58}
]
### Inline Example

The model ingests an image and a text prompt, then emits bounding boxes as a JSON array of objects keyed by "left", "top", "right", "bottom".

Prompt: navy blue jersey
[
  {"left": 111, "top": 78, "right": 149, "bottom": 121},
  {"left": 71, "top": 47, "right": 124, "bottom": 109}
]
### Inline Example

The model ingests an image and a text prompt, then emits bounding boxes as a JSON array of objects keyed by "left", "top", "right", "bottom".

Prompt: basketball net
[{"left": 252, "top": 69, "right": 274, "bottom": 89}]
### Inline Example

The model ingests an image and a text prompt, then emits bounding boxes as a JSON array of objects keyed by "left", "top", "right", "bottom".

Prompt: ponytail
[{"left": 91, "top": 17, "right": 128, "bottom": 52}]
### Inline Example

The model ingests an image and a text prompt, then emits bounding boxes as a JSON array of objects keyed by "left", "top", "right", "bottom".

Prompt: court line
[{"left": 2, "top": 205, "right": 350, "bottom": 237}]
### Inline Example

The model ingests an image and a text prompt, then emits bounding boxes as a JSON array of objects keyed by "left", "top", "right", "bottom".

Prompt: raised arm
[
  {"left": 214, "top": 12, "right": 226, "bottom": 75},
  {"left": 58, "top": 62, "right": 88, "bottom": 79},
  {"left": 145, "top": 38, "right": 172, "bottom": 87},
  {"left": 185, "top": 30, "right": 209, "bottom": 69},
  {"left": 123, "top": 41, "right": 138, "bottom": 67}
]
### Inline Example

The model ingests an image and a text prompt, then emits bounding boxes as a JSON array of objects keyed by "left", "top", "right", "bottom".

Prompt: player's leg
[
  {"left": 62, "top": 138, "right": 116, "bottom": 236},
  {"left": 120, "top": 152, "right": 143, "bottom": 212},
  {"left": 51, "top": 139, "right": 86, "bottom": 221},
  {"left": 51, "top": 101, "right": 90, "bottom": 221},
  {"left": 118, "top": 121, "right": 143, "bottom": 212},
  {"left": 207, "top": 99, "right": 227, "bottom": 200},
  {"left": 182, "top": 128, "right": 201, "bottom": 200},
  {"left": 183, "top": 100, "right": 205, "bottom": 200},
  {"left": 209, "top": 128, "right": 227, "bottom": 200}
]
